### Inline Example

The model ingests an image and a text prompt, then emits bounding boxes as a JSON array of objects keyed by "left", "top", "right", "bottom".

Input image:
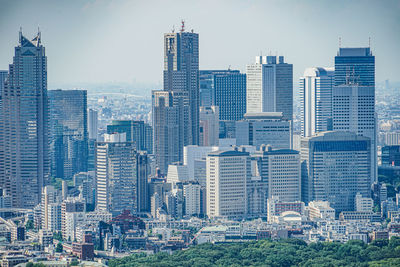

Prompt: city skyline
[{"left": 0, "top": 0, "right": 399, "bottom": 89}]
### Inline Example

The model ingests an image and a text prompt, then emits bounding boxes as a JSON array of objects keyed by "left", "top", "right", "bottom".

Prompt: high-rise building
[
  {"left": 136, "top": 151, "right": 150, "bottom": 213},
  {"left": 236, "top": 112, "right": 292, "bottom": 149},
  {"left": 299, "top": 67, "right": 334, "bottom": 137},
  {"left": 163, "top": 26, "right": 199, "bottom": 146},
  {"left": 152, "top": 90, "right": 189, "bottom": 174},
  {"left": 333, "top": 47, "right": 376, "bottom": 182},
  {"left": 0, "top": 31, "right": 50, "bottom": 208},
  {"left": 211, "top": 71, "right": 247, "bottom": 121},
  {"left": 252, "top": 145, "right": 301, "bottom": 202},
  {"left": 199, "top": 106, "right": 219, "bottom": 146},
  {"left": 183, "top": 182, "right": 201, "bottom": 216},
  {"left": 381, "top": 145, "right": 400, "bottom": 166},
  {"left": 332, "top": 84, "right": 376, "bottom": 182},
  {"left": 334, "top": 47, "right": 374, "bottom": 87},
  {"left": 246, "top": 56, "right": 293, "bottom": 121},
  {"left": 206, "top": 149, "right": 250, "bottom": 219},
  {"left": 301, "top": 131, "right": 371, "bottom": 213},
  {"left": 0, "top": 70, "right": 7, "bottom": 97},
  {"left": 88, "top": 109, "right": 98, "bottom": 141},
  {"left": 95, "top": 133, "right": 137, "bottom": 216},
  {"left": 48, "top": 89, "right": 88, "bottom": 180},
  {"left": 199, "top": 69, "right": 243, "bottom": 109},
  {"left": 107, "top": 120, "right": 152, "bottom": 153}
]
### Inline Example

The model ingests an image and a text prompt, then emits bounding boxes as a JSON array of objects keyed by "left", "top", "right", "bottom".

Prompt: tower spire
[{"left": 181, "top": 20, "right": 185, "bottom": 32}]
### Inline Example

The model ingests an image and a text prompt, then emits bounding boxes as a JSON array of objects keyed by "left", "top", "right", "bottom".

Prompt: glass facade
[{"left": 48, "top": 89, "right": 88, "bottom": 180}]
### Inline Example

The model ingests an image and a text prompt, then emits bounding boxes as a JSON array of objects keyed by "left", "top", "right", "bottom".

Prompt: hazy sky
[{"left": 0, "top": 0, "right": 399, "bottom": 90}]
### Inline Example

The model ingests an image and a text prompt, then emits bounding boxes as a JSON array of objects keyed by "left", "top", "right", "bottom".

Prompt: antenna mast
[{"left": 181, "top": 20, "right": 185, "bottom": 32}]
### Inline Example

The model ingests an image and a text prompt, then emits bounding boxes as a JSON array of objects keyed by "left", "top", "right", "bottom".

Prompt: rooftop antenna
[
  {"left": 172, "top": 25, "right": 175, "bottom": 33},
  {"left": 181, "top": 20, "right": 185, "bottom": 32},
  {"left": 339, "top": 37, "right": 342, "bottom": 48},
  {"left": 19, "top": 27, "right": 22, "bottom": 43},
  {"left": 228, "top": 65, "right": 231, "bottom": 71},
  {"left": 368, "top": 37, "right": 371, "bottom": 48}
]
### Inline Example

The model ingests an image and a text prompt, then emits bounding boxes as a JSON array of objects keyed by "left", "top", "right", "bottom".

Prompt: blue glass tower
[{"left": 334, "top": 47, "right": 375, "bottom": 86}]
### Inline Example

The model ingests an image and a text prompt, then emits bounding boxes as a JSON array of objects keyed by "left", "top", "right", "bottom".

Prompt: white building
[
  {"left": 167, "top": 164, "right": 190, "bottom": 186},
  {"left": 200, "top": 106, "right": 219, "bottom": 146},
  {"left": 299, "top": 67, "right": 334, "bottom": 137},
  {"left": 236, "top": 113, "right": 292, "bottom": 150},
  {"left": 206, "top": 149, "right": 250, "bottom": 219},
  {"left": 183, "top": 183, "right": 201, "bottom": 216},
  {"left": 246, "top": 56, "right": 293, "bottom": 121},
  {"left": 355, "top": 193, "right": 374, "bottom": 212},
  {"left": 307, "top": 201, "right": 335, "bottom": 221},
  {"left": 96, "top": 133, "right": 137, "bottom": 215}
]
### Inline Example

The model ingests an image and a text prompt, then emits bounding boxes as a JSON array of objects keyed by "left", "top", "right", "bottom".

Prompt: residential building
[{"left": 183, "top": 182, "right": 201, "bottom": 216}]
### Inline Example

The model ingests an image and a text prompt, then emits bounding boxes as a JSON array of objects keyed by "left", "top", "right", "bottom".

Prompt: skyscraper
[
  {"left": 206, "top": 149, "right": 250, "bottom": 219},
  {"left": 333, "top": 47, "right": 376, "bottom": 182},
  {"left": 299, "top": 67, "right": 334, "bottom": 137},
  {"left": 334, "top": 47, "right": 374, "bottom": 87},
  {"left": 88, "top": 109, "right": 98, "bottom": 141},
  {"left": 96, "top": 133, "right": 137, "bottom": 216},
  {"left": 136, "top": 151, "right": 150, "bottom": 213},
  {"left": 163, "top": 24, "right": 199, "bottom": 145},
  {"left": 246, "top": 56, "right": 293, "bottom": 121},
  {"left": 214, "top": 71, "right": 247, "bottom": 121},
  {"left": 199, "top": 106, "right": 219, "bottom": 146},
  {"left": 0, "top": 30, "right": 50, "bottom": 208},
  {"left": 152, "top": 90, "right": 188, "bottom": 174},
  {"left": 48, "top": 89, "right": 88, "bottom": 180},
  {"left": 301, "top": 131, "right": 371, "bottom": 213}
]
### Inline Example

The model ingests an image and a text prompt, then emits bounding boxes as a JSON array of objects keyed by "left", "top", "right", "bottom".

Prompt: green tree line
[{"left": 108, "top": 237, "right": 400, "bottom": 267}]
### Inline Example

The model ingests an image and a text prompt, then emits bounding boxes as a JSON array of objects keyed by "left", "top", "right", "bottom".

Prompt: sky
[{"left": 0, "top": 0, "right": 399, "bottom": 91}]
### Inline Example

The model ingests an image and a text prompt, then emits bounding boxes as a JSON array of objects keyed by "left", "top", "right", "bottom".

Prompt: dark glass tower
[{"left": 48, "top": 89, "right": 88, "bottom": 180}]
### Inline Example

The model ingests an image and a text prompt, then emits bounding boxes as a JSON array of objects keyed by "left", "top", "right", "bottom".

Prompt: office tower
[
  {"left": 332, "top": 84, "right": 376, "bottom": 182},
  {"left": 246, "top": 56, "right": 293, "bottom": 120},
  {"left": 136, "top": 151, "right": 150, "bottom": 213},
  {"left": 0, "top": 70, "right": 7, "bottom": 97},
  {"left": 299, "top": 67, "right": 334, "bottom": 137},
  {"left": 200, "top": 69, "right": 241, "bottom": 108},
  {"left": 107, "top": 120, "right": 152, "bottom": 153},
  {"left": 206, "top": 149, "right": 250, "bottom": 219},
  {"left": 381, "top": 145, "right": 400, "bottom": 166},
  {"left": 167, "top": 163, "right": 190, "bottom": 186},
  {"left": 48, "top": 89, "right": 88, "bottom": 180},
  {"left": 301, "top": 131, "right": 371, "bottom": 213},
  {"left": 0, "top": 31, "right": 50, "bottom": 208},
  {"left": 88, "top": 109, "right": 98, "bottom": 141},
  {"left": 252, "top": 145, "right": 301, "bottom": 202},
  {"left": 163, "top": 25, "right": 199, "bottom": 146},
  {"left": 183, "top": 182, "right": 201, "bottom": 216},
  {"left": 333, "top": 47, "right": 376, "bottom": 182},
  {"left": 95, "top": 133, "right": 137, "bottom": 216},
  {"left": 334, "top": 47, "right": 374, "bottom": 87},
  {"left": 215, "top": 71, "right": 247, "bottom": 121},
  {"left": 199, "top": 106, "right": 219, "bottom": 146},
  {"left": 236, "top": 112, "right": 292, "bottom": 149},
  {"left": 152, "top": 90, "right": 189, "bottom": 174}
]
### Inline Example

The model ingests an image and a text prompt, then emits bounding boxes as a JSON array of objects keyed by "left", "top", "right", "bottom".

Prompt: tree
[
  {"left": 55, "top": 242, "right": 63, "bottom": 253},
  {"left": 25, "top": 220, "right": 34, "bottom": 231}
]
